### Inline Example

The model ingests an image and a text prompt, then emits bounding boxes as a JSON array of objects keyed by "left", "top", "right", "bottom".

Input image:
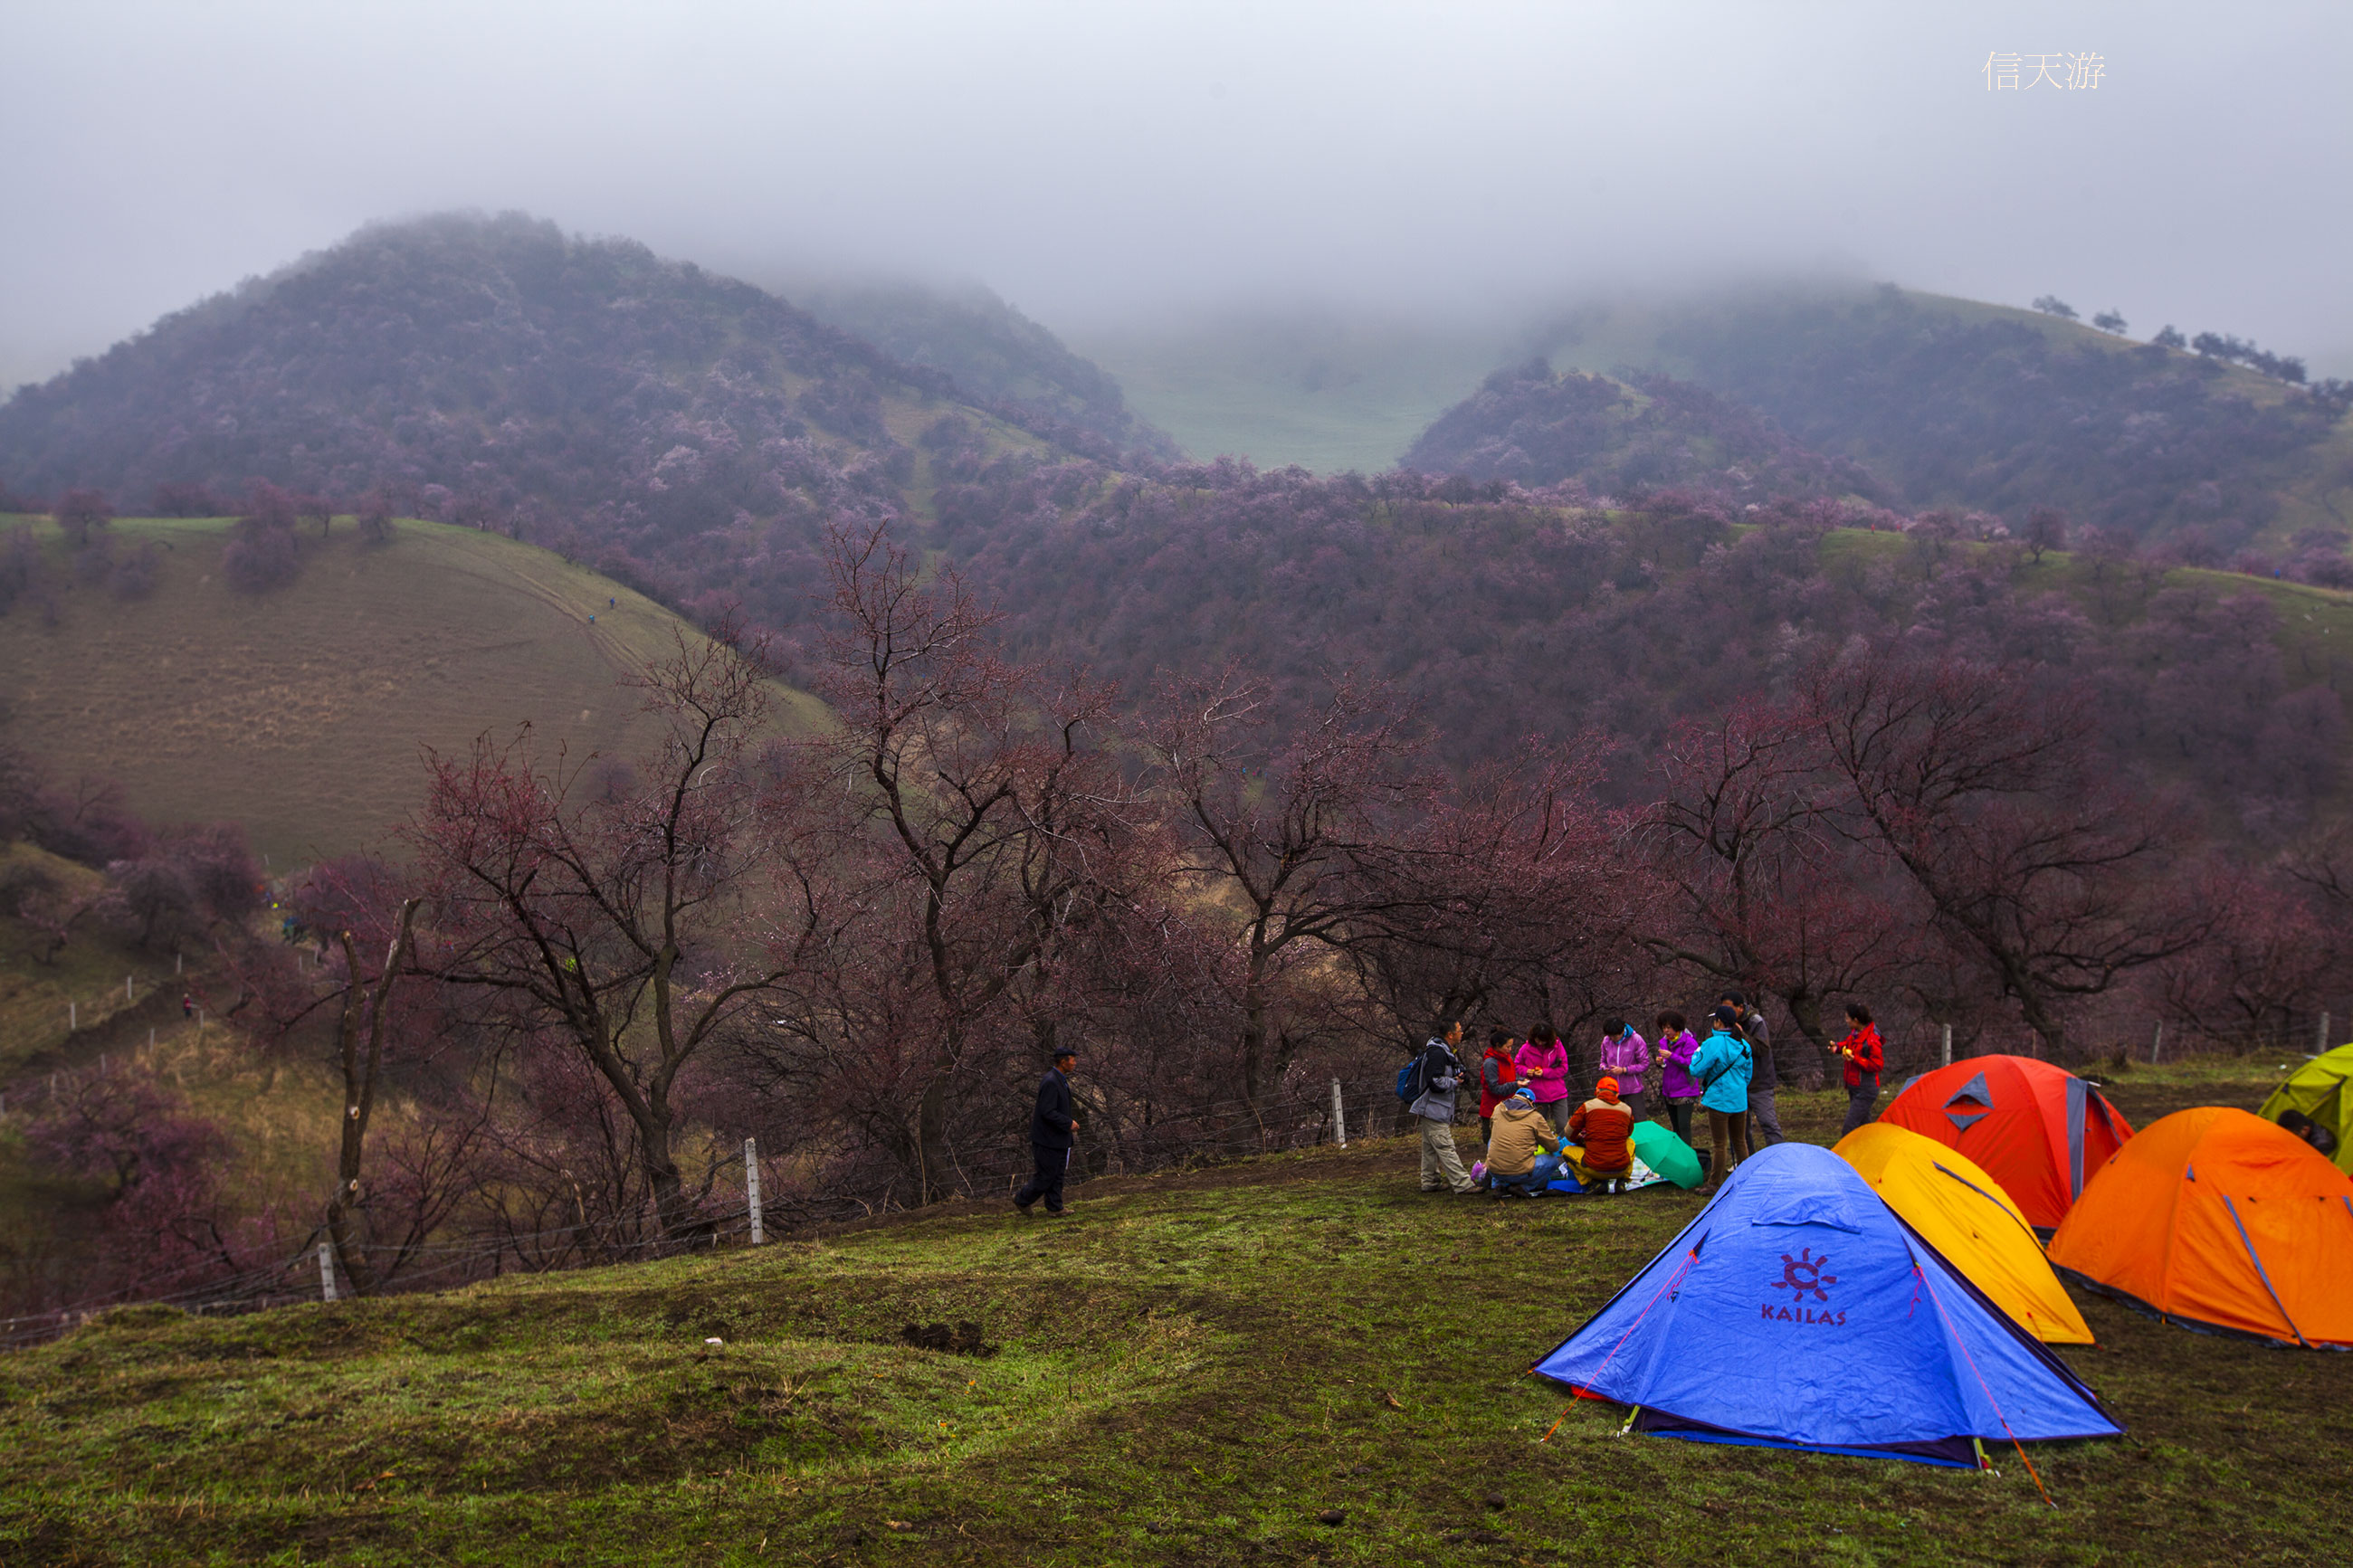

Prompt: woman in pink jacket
[
  {"left": 1597, "top": 1018, "right": 1651, "bottom": 1126},
  {"left": 1513, "top": 1025, "right": 1574, "bottom": 1133}
]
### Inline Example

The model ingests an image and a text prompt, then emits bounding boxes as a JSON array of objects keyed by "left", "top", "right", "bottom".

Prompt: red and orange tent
[
  {"left": 2049, "top": 1107, "right": 2353, "bottom": 1348},
  {"left": 1881, "top": 1056, "right": 2132, "bottom": 1231}
]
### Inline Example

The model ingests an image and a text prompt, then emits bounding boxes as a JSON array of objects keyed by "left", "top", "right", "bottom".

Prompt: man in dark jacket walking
[
  {"left": 1015, "top": 1048, "right": 1081, "bottom": 1214},
  {"left": 1720, "top": 990, "right": 1786, "bottom": 1149}
]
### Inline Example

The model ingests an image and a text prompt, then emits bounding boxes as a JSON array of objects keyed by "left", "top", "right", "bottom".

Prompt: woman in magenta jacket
[
  {"left": 1597, "top": 1018, "right": 1651, "bottom": 1126},
  {"left": 1652, "top": 1009, "right": 1702, "bottom": 1147},
  {"left": 1513, "top": 1025, "right": 1575, "bottom": 1133}
]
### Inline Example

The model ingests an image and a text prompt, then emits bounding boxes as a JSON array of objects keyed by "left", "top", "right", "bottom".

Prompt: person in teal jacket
[{"left": 1688, "top": 1005, "right": 1753, "bottom": 1192}]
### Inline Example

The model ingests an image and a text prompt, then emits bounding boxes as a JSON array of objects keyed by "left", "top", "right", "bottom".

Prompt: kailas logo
[
  {"left": 1760, "top": 1247, "right": 1846, "bottom": 1326},
  {"left": 1772, "top": 1247, "right": 1837, "bottom": 1302}
]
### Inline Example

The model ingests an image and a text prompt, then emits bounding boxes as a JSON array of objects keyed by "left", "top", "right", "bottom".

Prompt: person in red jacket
[
  {"left": 1476, "top": 1028, "right": 1520, "bottom": 1145},
  {"left": 1834, "top": 1003, "right": 1885, "bottom": 1136},
  {"left": 1568, "top": 1076, "right": 1637, "bottom": 1193}
]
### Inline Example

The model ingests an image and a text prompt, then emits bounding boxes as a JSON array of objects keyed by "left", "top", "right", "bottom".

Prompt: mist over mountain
[
  {"left": 0, "top": 214, "right": 1150, "bottom": 549},
  {"left": 783, "top": 276, "right": 1178, "bottom": 460}
]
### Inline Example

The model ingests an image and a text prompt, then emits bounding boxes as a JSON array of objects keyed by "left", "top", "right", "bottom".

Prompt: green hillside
[
  {"left": 0, "top": 517, "right": 825, "bottom": 866},
  {"left": 1068, "top": 310, "right": 1521, "bottom": 473},
  {"left": 0, "top": 1064, "right": 2340, "bottom": 1565},
  {"left": 1063, "top": 290, "right": 2352, "bottom": 556}
]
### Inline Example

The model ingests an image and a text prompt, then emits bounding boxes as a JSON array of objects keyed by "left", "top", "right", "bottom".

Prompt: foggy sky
[{"left": 5, "top": 0, "right": 2348, "bottom": 392}]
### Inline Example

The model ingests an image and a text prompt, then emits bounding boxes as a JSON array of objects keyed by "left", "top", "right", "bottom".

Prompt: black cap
[{"left": 1710, "top": 1005, "right": 1742, "bottom": 1031}]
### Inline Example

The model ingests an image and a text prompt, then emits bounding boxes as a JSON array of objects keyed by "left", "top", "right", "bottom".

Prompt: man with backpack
[
  {"left": 1405, "top": 1021, "right": 1481, "bottom": 1194},
  {"left": 1719, "top": 990, "right": 1786, "bottom": 1149}
]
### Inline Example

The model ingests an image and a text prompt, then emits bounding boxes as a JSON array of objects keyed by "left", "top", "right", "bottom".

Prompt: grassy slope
[
  {"left": 1818, "top": 527, "right": 2353, "bottom": 660},
  {"left": 0, "top": 838, "right": 404, "bottom": 1295},
  {"left": 0, "top": 518, "right": 827, "bottom": 867},
  {"left": 0, "top": 1061, "right": 2340, "bottom": 1565},
  {"left": 1068, "top": 312, "right": 1520, "bottom": 473}
]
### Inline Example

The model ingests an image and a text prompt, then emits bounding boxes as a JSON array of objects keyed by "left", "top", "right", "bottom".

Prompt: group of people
[
  {"left": 1409, "top": 994, "right": 1887, "bottom": 1199},
  {"left": 1008, "top": 993, "right": 1891, "bottom": 1216}
]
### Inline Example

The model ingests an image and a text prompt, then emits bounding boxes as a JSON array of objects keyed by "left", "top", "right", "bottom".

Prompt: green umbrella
[{"left": 1630, "top": 1120, "right": 1703, "bottom": 1189}]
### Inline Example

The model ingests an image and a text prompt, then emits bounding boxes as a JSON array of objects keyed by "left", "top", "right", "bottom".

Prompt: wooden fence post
[
  {"left": 1329, "top": 1078, "right": 1347, "bottom": 1148},
  {"left": 68, "top": 1001, "right": 76, "bottom": 1031},
  {"left": 2321, "top": 1012, "right": 2333, "bottom": 1056},
  {"left": 318, "top": 1240, "right": 338, "bottom": 1304},
  {"left": 745, "top": 1138, "right": 764, "bottom": 1246},
  {"left": 1940, "top": 1023, "right": 1952, "bottom": 1069},
  {"left": 2151, "top": 1022, "right": 2163, "bottom": 1065},
  {"left": 126, "top": 974, "right": 134, "bottom": 1003}
]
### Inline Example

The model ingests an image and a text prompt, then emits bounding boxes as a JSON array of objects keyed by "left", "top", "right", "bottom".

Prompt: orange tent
[
  {"left": 1881, "top": 1056, "right": 2133, "bottom": 1230},
  {"left": 2048, "top": 1107, "right": 2353, "bottom": 1348}
]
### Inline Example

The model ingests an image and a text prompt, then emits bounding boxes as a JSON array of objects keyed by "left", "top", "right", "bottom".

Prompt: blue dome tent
[{"left": 1531, "top": 1144, "right": 2120, "bottom": 1468}]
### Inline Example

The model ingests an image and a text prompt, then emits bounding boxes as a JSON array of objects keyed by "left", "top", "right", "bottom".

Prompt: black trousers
[
  {"left": 1842, "top": 1077, "right": 1881, "bottom": 1137},
  {"left": 1016, "top": 1143, "right": 1070, "bottom": 1212}
]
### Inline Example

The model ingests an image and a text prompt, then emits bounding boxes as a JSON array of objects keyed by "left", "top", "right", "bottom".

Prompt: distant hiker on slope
[
  {"left": 1835, "top": 1003, "right": 1886, "bottom": 1136},
  {"left": 1477, "top": 1083, "right": 1565, "bottom": 1198},
  {"left": 1410, "top": 1022, "right": 1481, "bottom": 1195},
  {"left": 1691, "top": 1006, "right": 1754, "bottom": 1192},
  {"left": 1015, "top": 1047, "right": 1081, "bottom": 1215},
  {"left": 1719, "top": 990, "right": 1785, "bottom": 1149}
]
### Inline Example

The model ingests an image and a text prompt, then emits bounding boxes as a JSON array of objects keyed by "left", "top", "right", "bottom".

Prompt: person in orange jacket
[
  {"left": 1568, "top": 1076, "right": 1637, "bottom": 1193},
  {"left": 1834, "top": 1003, "right": 1885, "bottom": 1136}
]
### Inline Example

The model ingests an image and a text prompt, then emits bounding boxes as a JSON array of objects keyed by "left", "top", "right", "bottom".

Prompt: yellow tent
[
  {"left": 1834, "top": 1122, "right": 2093, "bottom": 1345},
  {"left": 2257, "top": 1044, "right": 2353, "bottom": 1175}
]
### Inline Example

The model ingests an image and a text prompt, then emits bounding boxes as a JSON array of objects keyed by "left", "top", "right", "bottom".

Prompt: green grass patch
[
  {"left": 0, "top": 1068, "right": 2341, "bottom": 1564},
  {"left": 0, "top": 518, "right": 825, "bottom": 865},
  {"left": 1071, "top": 312, "right": 1519, "bottom": 473}
]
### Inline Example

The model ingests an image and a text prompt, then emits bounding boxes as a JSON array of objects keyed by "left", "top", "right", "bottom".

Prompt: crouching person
[
  {"left": 1567, "top": 1076, "right": 1637, "bottom": 1193},
  {"left": 1481, "top": 1084, "right": 1567, "bottom": 1198}
]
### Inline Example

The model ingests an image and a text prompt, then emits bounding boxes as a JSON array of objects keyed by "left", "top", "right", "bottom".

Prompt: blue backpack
[{"left": 1396, "top": 1048, "right": 1432, "bottom": 1103}]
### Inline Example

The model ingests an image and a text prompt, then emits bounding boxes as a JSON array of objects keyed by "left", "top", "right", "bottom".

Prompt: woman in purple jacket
[
  {"left": 1652, "top": 1009, "right": 1702, "bottom": 1147},
  {"left": 1513, "top": 1025, "right": 1575, "bottom": 1133},
  {"left": 1597, "top": 1018, "right": 1651, "bottom": 1126}
]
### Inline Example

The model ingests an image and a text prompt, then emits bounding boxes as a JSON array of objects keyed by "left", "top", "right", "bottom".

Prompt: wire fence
[
  {"left": 7, "top": 1001, "right": 2343, "bottom": 1350},
  {"left": 1867, "top": 1005, "right": 2345, "bottom": 1079},
  {"left": 0, "top": 958, "right": 212, "bottom": 1107},
  {"left": 0, "top": 1072, "right": 1403, "bottom": 1350}
]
